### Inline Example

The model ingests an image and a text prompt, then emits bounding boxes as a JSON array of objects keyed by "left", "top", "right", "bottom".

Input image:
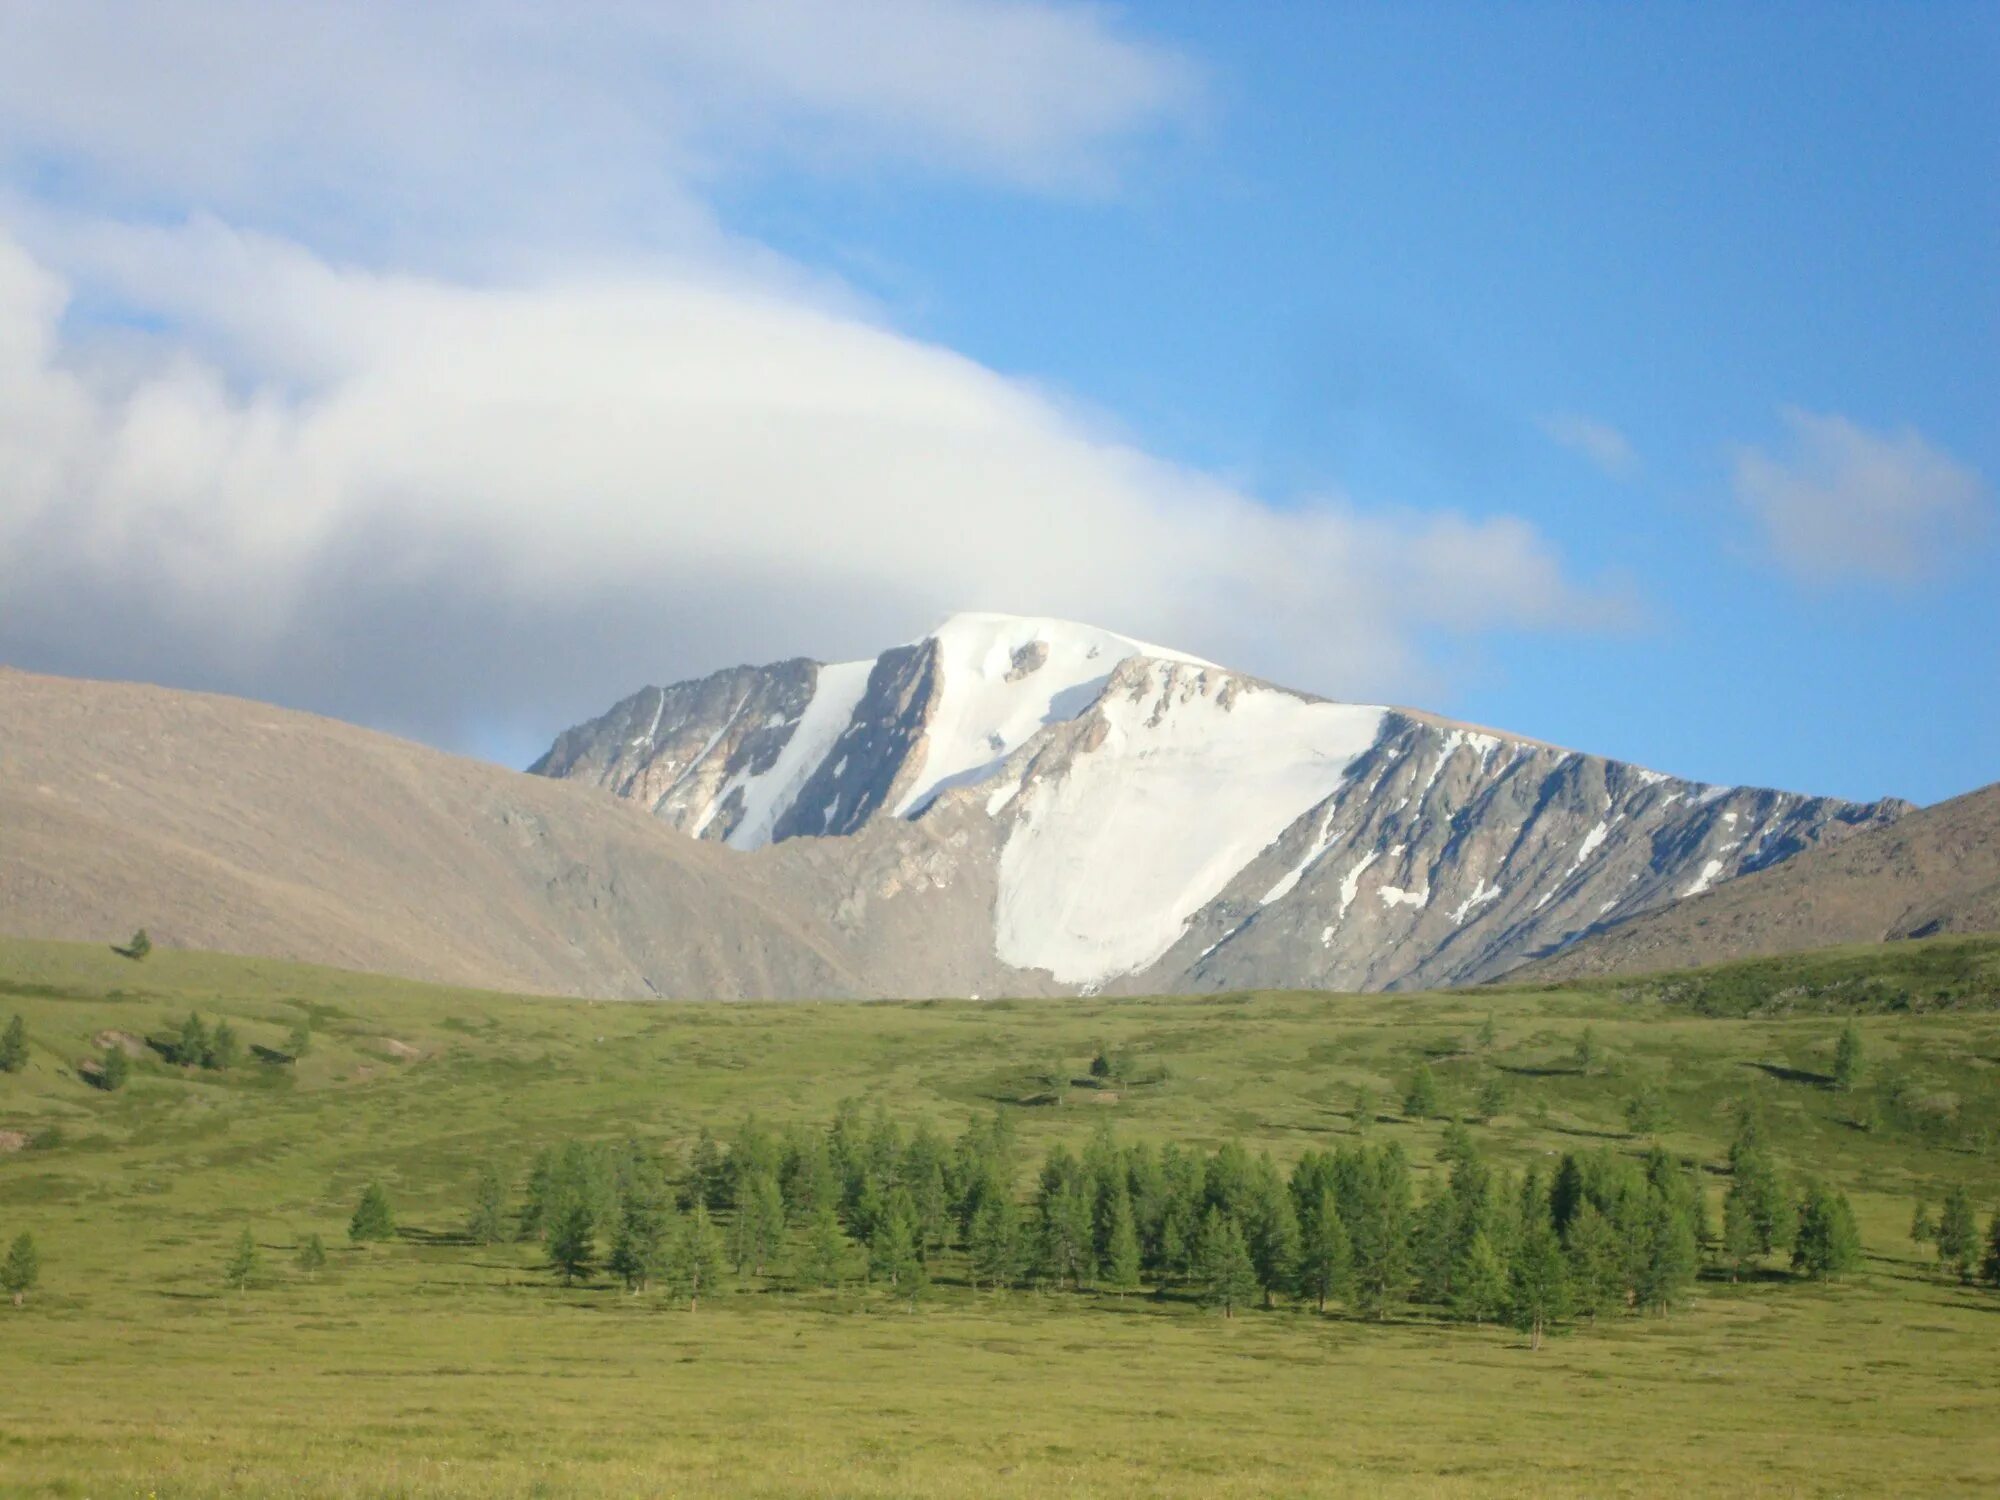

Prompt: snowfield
[{"left": 993, "top": 660, "right": 1385, "bottom": 984}]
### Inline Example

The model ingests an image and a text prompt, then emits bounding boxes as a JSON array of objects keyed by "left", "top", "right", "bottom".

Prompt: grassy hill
[{"left": 2, "top": 935, "right": 1998, "bottom": 1497}]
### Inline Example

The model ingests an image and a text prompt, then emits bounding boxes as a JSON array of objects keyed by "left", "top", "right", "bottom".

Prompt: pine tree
[
  {"left": 224, "top": 1227, "right": 260, "bottom": 1290},
  {"left": 968, "top": 1193, "right": 1022, "bottom": 1290},
  {"left": 1564, "top": 1201, "right": 1624, "bottom": 1317},
  {"left": 124, "top": 928, "right": 151, "bottom": 960},
  {"left": 178, "top": 1012, "right": 209, "bottom": 1068},
  {"left": 349, "top": 1182, "right": 395, "bottom": 1244},
  {"left": 869, "top": 1194, "right": 921, "bottom": 1293},
  {"left": 97, "top": 1042, "right": 130, "bottom": 1091},
  {"left": 608, "top": 1180, "right": 671, "bottom": 1293},
  {"left": 205, "top": 1021, "right": 240, "bottom": 1071},
  {"left": 800, "top": 1203, "right": 848, "bottom": 1289},
  {"left": 1573, "top": 1026, "right": 1599, "bottom": 1075},
  {"left": 1935, "top": 1185, "right": 1978, "bottom": 1281},
  {"left": 1623, "top": 1086, "right": 1668, "bottom": 1139},
  {"left": 1196, "top": 1210, "right": 1258, "bottom": 1318},
  {"left": 1351, "top": 1085, "right": 1375, "bottom": 1136},
  {"left": 286, "top": 1022, "right": 312, "bottom": 1060},
  {"left": 1402, "top": 1063, "right": 1441, "bottom": 1120},
  {"left": 1453, "top": 1228, "right": 1510, "bottom": 1324},
  {"left": 1243, "top": 1162, "right": 1298, "bottom": 1308},
  {"left": 0, "top": 1014, "right": 28, "bottom": 1073},
  {"left": 1791, "top": 1182, "right": 1862, "bottom": 1280},
  {"left": 547, "top": 1198, "right": 596, "bottom": 1284},
  {"left": 1474, "top": 1073, "right": 1508, "bottom": 1123},
  {"left": 1038, "top": 1173, "right": 1095, "bottom": 1289},
  {"left": 1635, "top": 1195, "right": 1698, "bottom": 1314},
  {"left": 1983, "top": 1206, "right": 2000, "bottom": 1288},
  {"left": 1295, "top": 1194, "right": 1353, "bottom": 1313},
  {"left": 1721, "top": 1182, "right": 1763, "bottom": 1282},
  {"left": 671, "top": 1204, "right": 725, "bottom": 1310},
  {"left": 1910, "top": 1199, "right": 1935, "bottom": 1248},
  {"left": 689, "top": 1128, "right": 729, "bottom": 1211},
  {"left": 467, "top": 1164, "right": 510, "bottom": 1245},
  {"left": 3, "top": 1231, "right": 41, "bottom": 1306},
  {"left": 1832, "top": 1022, "right": 1863, "bottom": 1093},
  {"left": 1509, "top": 1220, "right": 1570, "bottom": 1349},
  {"left": 730, "top": 1168, "right": 786, "bottom": 1275},
  {"left": 1103, "top": 1180, "right": 1141, "bottom": 1296},
  {"left": 296, "top": 1232, "right": 327, "bottom": 1281}
]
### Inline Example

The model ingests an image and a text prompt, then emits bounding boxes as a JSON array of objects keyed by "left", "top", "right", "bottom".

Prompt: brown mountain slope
[
  {"left": 1514, "top": 781, "right": 2000, "bottom": 982},
  {"left": 0, "top": 668, "right": 861, "bottom": 999}
]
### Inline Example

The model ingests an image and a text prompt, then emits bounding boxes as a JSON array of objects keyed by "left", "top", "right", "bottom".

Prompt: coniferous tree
[
  {"left": 1720, "top": 1184, "right": 1763, "bottom": 1282},
  {"left": 1453, "top": 1228, "right": 1509, "bottom": 1324},
  {"left": 672, "top": 1204, "right": 725, "bottom": 1310},
  {"left": 1573, "top": 1026, "right": 1599, "bottom": 1075},
  {"left": 224, "top": 1227, "right": 260, "bottom": 1290},
  {"left": 1413, "top": 1181, "right": 1457, "bottom": 1306},
  {"left": 1982, "top": 1206, "right": 2000, "bottom": 1288},
  {"left": 1635, "top": 1194, "right": 1698, "bottom": 1314},
  {"left": 467, "top": 1164, "right": 510, "bottom": 1245},
  {"left": 349, "top": 1182, "right": 395, "bottom": 1244},
  {"left": 1477, "top": 1012, "right": 1498, "bottom": 1051},
  {"left": 1935, "top": 1185, "right": 1978, "bottom": 1281},
  {"left": 546, "top": 1197, "right": 595, "bottom": 1284},
  {"left": 1295, "top": 1193, "right": 1353, "bottom": 1313},
  {"left": 868, "top": 1193, "right": 921, "bottom": 1291},
  {"left": 1910, "top": 1199, "right": 1935, "bottom": 1249},
  {"left": 1351, "top": 1085, "right": 1375, "bottom": 1135},
  {"left": 730, "top": 1168, "right": 786, "bottom": 1275},
  {"left": 97, "top": 1043, "right": 130, "bottom": 1091},
  {"left": 1, "top": 1014, "right": 28, "bottom": 1073},
  {"left": 1563, "top": 1201, "right": 1623, "bottom": 1317},
  {"left": 517, "top": 1148, "right": 557, "bottom": 1242},
  {"left": 1347, "top": 1145, "right": 1413, "bottom": 1319},
  {"left": 286, "top": 1021, "right": 312, "bottom": 1060},
  {"left": 968, "top": 1192, "right": 1023, "bottom": 1291},
  {"left": 3, "top": 1231, "right": 40, "bottom": 1306},
  {"left": 1402, "top": 1063, "right": 1441, "bottom": 1121},
  {"left": 1623, "top": 1086, "right": 1668, "bottom": 1139},
  {"left": 1243, "top": 1159, "right": 1298, "bottom": 1308},
  {"left": 1509, "top": 1220, "right": 1571, "bottom": 1349},
  {"left": 1474, "top": 1073, "right": 1507, "bottom": 1123},
  {"left": 124, "top": 928, "right": 151, "bottom": 960},
  {"left": 608, "top": 1177, "right": 671, "bottom": 1293},
  {"left": 204, "top": 1021, "right": 240, "bottom": 1071},
  {"left": 689, "top": 1129, "right": 729, "bottom": 1211},
  {"left": 1197, "top": 1211, "right": 1258, "bottom": 1318},
  {"left": 1102, "top": 1179, "right": 1142, "bottom": 1296},
  {"left": 296, "top": 1232, "right": 327, "bottom": 1281},
  {"left": 177, "top": 1012, "right": 209, "bottom": 1068},
  {"left": 1791, "top": 1182, "right": 1862, "bottom": 1280},
  {"left": 800, "top": 1203, "right": 849, "bottom": 1289},
  {"left": 1038, "top": 1168, "right": 1096, "bottom": 1289},
  {"left": 1832, "top": 1024, "right": 1864, "bottom": 1096}
]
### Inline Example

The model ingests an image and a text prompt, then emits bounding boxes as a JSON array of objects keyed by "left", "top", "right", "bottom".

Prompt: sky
[{"left": 0, "top": 0, "right": 1992, "bottom": 805}]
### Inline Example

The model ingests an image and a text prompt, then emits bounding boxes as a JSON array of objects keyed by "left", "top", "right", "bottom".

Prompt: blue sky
[{"left": 0, "top": 2, "right": 1992, "bottom": 803}]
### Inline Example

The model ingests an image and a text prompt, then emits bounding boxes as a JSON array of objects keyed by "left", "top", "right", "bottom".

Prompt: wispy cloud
[
  {"left": 1733, "top": 407, "right": 1989, "bottom": 585},
  {"left": 1541, "top": 412, "right": 1639, "bottom": 480}
]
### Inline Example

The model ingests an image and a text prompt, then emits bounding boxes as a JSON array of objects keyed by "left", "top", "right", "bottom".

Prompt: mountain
[
  {"left": 532, "top": 612, "right": 1909, "bottom": 993},
  {"left": 1515, "top": 781, "right": 2000, "bottom": 983},
  {"left": 0, "top": 666, "right": 860, "bottom": 999}
]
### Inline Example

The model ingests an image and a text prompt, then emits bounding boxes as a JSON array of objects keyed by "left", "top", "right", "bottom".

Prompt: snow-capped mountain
[{"left": 532, "top": 613, "right": 1907, "bottom": 993}]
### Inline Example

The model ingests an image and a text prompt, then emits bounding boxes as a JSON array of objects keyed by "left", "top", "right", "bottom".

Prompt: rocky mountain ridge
[{"left": 534, "top": 613, "right": 1910, "bottom": 992}]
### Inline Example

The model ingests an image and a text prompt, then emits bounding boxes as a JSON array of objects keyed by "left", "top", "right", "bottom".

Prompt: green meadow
[{"left": 2, "top": 935, "right": 1998, "bottom": 1498}]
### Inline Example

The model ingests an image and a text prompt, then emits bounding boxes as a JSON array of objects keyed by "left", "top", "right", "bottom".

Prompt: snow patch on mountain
[
  {"left": 994, "top": 662, "right": 1384, "bottom": 984},
  {"left": 894, "top": 613, "right": 1209, "bottom": 817},
  {"left": 722, "top": 659, "right": 872, "bottom": 850}
]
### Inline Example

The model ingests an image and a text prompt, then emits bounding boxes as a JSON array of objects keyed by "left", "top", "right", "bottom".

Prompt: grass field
[{"left": 2, "top": 935, "right": 1998, "bottom": 1498}]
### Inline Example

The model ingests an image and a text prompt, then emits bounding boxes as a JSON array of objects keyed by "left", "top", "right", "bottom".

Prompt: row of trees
[
  {"left": 0, "top": 1010, "right": 314, "bottom": 1088},
  {"left": 467, "top": 1105, "right": 1912, "bottom": 1341}
]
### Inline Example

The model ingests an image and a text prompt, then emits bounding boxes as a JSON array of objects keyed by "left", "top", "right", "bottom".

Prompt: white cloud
[
  {"left": 1541, "top": 412, "right": 1638, "bottom": 479},
  {"left": 0, "top": 226, "right": 1621, "bottom": 751},
  {"left": 1734, "top": 407, "right": 1989, "bottom": 584},
  {"left": 0, "top": 0, "right": 1196, "bottom": 264}
]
